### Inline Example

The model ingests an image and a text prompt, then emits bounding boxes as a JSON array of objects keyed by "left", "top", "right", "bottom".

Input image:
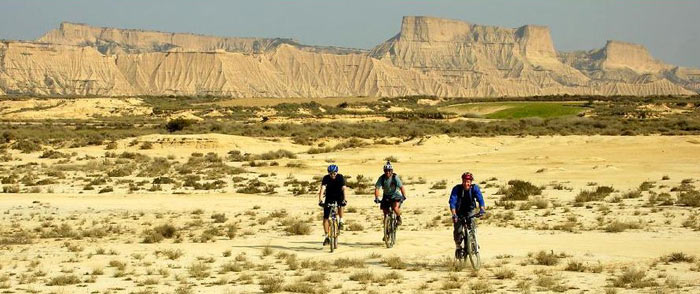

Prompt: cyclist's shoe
[
  {"left": 396, "top": 216, "right": 402, "bottom": 226},
  {"left": 338, "top": 221, "right": 344, "bottom": 230},
  {"left": 374, "top": 198, "right": 381, "bottom": 204},
  {"left": 382, "top": 235, "right": 387, "bottom": 242},
  {"left": 323, "top": 236, "right": 330, "bottom": 246},
  {"left": 455, "top": 248, "right": 464, "bottom": 259}
]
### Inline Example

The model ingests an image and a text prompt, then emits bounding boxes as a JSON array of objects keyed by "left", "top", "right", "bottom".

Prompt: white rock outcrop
[{"left": 0, "top": 17, "right": 697, "bottom": 97}]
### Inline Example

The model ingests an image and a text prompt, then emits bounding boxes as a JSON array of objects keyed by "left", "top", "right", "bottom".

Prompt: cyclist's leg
[
  {"left": 392, "top": 199, "right": 402, "bottom": 225},
  {"left": 322, "top": 205, "right": 331, "bottom": 241},
  {"left": 453, "top": 220, "right": 463, "bottom": 249}
]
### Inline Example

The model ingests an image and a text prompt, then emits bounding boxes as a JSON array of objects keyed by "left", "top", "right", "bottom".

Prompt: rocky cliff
[{"left": 0, "top": 17, "right": 697, "bottom": 97}]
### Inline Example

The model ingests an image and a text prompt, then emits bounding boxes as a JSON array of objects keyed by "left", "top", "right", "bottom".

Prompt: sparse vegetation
[{"left": 499, "top": 180, "right": 542, "bottom": 201}]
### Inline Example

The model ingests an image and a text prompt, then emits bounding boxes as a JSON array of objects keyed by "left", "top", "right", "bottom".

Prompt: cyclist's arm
[
  {"left": 374, "top": 177, "right": 382, "bottom": 200},
  {"left": 449, "top": 186, "right": 459, "bottom": 215},
  {"left": 318, "top": 184, "right": 325, "bottom": 203},
  {"left": 399, "top": 186, "right": 407, "bottom": 199},
  {"left": 474, "top": 185, "right": 486, "bottom": 210}
]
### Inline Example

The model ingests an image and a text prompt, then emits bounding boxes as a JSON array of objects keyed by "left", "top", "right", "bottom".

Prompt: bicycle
[
  {"left": 383, "top": 209, "right": 398, "bottom": 248},
  {"left": 377, "top": 199, "right": 403, "bottom": 248},
  {"left": 326, "top": 202, "right": 340, "bottom": 252},
  {"left": 455, "top": 211, "right": 484, "bottom": 270}
]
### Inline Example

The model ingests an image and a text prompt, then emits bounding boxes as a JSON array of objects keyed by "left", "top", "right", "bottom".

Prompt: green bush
[
  {"left": 677, "top": 190, "right": 700, "bottom": 207},
  {"left": 575, "top": 186, "right": 614, "bottom": 202},
  {"left": 165, "top": 118, "right": 193, "bottom": 132},
  {"left": 500, "top": 180, "right": 542, "bottom": 201},
  {"left": 12, "top": 139, "right": 42, "bottom": 153}
]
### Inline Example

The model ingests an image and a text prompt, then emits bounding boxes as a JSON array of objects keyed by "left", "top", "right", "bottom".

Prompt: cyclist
[
  {"left": 318, "top": 164, "right": 346, "bottom": 246},
  {"left": 374, "top": 161, "right": 407, "bottom": 226},
  {"left": 449, "top": 172, "right": 486, "bottom": 258}
]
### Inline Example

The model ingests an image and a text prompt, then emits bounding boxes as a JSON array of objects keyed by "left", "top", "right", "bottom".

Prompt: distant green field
[{"left": 441, "top": 102, "right": 586, "bottom": 119}]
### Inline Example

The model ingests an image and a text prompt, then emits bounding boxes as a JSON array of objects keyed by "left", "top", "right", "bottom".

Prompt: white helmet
[{"left": 383, "top": 161, "right": 393, "bottom": 171}]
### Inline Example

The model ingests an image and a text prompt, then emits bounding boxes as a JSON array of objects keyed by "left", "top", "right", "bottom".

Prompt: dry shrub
[
  {"left": 611, "top": 267, "right": 658, "bottom": 288},
  {"left": 499, "top": 180, "right": 542, "bottom": 201}
]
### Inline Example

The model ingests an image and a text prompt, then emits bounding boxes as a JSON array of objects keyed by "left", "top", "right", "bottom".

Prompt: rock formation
[{"left": 1, "top": 16, "right": 697, "bottom": 97}]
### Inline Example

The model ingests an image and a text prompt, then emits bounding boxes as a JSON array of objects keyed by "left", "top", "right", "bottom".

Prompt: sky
[{"left": 1, "top": 0, "right": 698, "bottom": 67}]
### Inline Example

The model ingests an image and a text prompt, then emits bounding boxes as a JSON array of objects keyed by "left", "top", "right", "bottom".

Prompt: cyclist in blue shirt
[{"left": 449, "top": 172, "right": 486, "bottom": 257}]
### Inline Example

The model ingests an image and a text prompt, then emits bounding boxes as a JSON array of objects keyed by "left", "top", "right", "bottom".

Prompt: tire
[
  {"left": 390, "top": 217, "right": 397, "bottom": 247},
  {"left": 330, "top": 219, "right": 337, "bottom": 253},
  {"left": 384, "top": 215, "right": 392, "bottom": 248},
  {"left": 467, "top": 228, "right": 481, "bottom": 270}
]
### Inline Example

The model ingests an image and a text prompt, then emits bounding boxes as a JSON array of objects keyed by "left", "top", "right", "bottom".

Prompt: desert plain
[{"left": 1, "top": 105, "right": 700, "bottom": 294}]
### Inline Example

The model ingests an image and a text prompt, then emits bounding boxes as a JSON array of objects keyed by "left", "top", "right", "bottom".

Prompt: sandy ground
[
  {"left": 1, "top": 135, "right": 700, "bottom": 293},
  {"left": 0, "top": 98, "right": 152, "bottom": 120}
]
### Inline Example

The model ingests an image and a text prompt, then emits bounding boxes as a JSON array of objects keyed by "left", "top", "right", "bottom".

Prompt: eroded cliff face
[{"left": 1, "top": 17, "right": 697, "bottom": 97}]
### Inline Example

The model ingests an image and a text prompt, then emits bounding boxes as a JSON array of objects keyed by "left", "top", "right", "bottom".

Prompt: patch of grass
[
  {"left": 611, "top": 267, "right": 658, "bottom": 288},
  {"left": 677, "top": 189, "right": 700, "bottom": 207},
  {"left": 211, "top": 213, "right": 227, "bottom": 223},
  {"left": 604, "top": 220, "right": 642, "bottom": 233},
  {"left": 493, "top": 268, "right": 515, "bottom": 279},
  {"left": 346, "top": 222, "right": 364, "bottom": 231},
  {"left": 575, "top": 186, "right": 614, "bottom": 202},
  {"left": 383, "top": 256, "right": 406, "bottom": 269},
  {"left": 333, "top": 257, "right": 366, "bottom": 268},
  {"left": 530, "top": 250, "right": 565, "bottom": 266},
  {"left": 430, "top": 180, "right": 447, "bottom": 190},
  {"left": 156, "top": 249, "right": 183, "bottom": 260},
  {"left": 142, "top": 224, "right": 177, "bottom": 243},
  {"left": 284, "top": 219, "right": 312, "bottom": 235},
  {"left": 660, "top": 252, "right": 695, "bottom": 263},
  {"left": 349, "top": 270, "right": 378, "bottom": 284},
  {"left": 499, "top": 180, "right": 542, "bottom": 201},
  {"left": 259, "top": 275, "right": 284, "bottom": 293},
  {"left": 47, "top": 274, "right": 81, "bottom": 286},
  {"left": 188, "top": 262, "right": 210, "bottom": 279}
]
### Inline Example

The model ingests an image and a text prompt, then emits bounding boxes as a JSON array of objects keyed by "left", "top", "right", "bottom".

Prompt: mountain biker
[
  {"left": 449, "top": 172, "right": 486, "bottom": 258},
  {"left": 318, "top": 164, "right": 346, "bottom": 246},
  {"left": 374, "top": 161, "right": 407, "bottom": 226}
]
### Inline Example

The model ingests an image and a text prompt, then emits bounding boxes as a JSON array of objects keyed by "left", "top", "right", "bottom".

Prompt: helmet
[
  {"left": 383, "top": 161, "right": 393, "bottom": 172},
  {"left": 461, "top": 172, "right": 474, "bottom": 181},
  {"left": 327, "top": 164, "right": 339, "bottom": 173}
]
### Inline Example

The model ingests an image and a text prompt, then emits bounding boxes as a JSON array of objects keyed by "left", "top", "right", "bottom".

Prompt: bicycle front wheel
[
  {"left": 390, "top": 217, "right": 397, "bottom": 247},
  {"left": 330, "top": 219, "right": 337, "bottom": 252},
  {"left": 467, "top": 229, "right": 481, "bottom": 270},
  {"left": 384, "top": 215, "right": 392, "bottom": 248}
]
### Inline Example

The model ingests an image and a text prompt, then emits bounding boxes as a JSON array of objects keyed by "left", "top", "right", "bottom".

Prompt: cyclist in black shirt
[{"left": 318, "top": 164, "right": 346, "bottom": 246}]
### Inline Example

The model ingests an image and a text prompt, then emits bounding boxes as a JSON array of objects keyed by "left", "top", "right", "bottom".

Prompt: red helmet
[{"left": 461, "top": 172, "right": 474, "bottom": 181}]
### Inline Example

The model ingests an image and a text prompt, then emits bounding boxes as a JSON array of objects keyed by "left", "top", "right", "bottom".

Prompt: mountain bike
[
  {"left": 383, "top": 209, "right": 398, "bottom": 248},
  {"left": 326, "top": 202, "right": 339, "bottom": 252},
  {"left": 455, "top": 211, "right": 484, "bottom": 270},
  {"left": 378, "top": 199, "right": 404, "bottom": 248}
]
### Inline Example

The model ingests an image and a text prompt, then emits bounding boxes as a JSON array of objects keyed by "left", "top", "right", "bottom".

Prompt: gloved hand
[
  {"left": 478, "top": 208, "right": 485, "bottom": 217},
  {"left": 452, "top": 214, "right": 459, "bottom": 224},
  {"left": 340, "top": 200, "right": 347, "bottom": 207},
  {"left": 374, "top": 198, "right": 381, "bottom": 204},
  {"left": 318, "top": 201, "right": 324, "bottom": 207}
]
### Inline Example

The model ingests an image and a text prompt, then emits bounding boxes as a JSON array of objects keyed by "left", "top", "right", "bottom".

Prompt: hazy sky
[{"left": 1, "top": 0, "right": 698, "bottom": 67}]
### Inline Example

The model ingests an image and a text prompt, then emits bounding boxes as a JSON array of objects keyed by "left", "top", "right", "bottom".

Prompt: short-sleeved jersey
[
  {"left": 322, "top": 174, "right": 345, "bottom": 200},
  {"left": 375, "top": 173, "right": 403, "bottom": 199}
]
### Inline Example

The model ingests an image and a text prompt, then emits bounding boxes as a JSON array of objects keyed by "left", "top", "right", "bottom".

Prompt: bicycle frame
[
  {"left": 327, "top": 203, "right": 339, "bottom": 252},
  {"left": 458, "top": 211, "right": 482, "bottom": 270}
]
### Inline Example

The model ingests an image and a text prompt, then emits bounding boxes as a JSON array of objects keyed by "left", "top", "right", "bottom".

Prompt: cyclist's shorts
[
  {"left": 323, "top": 199, "right": 342, "bottom": 219},
  {"left": 380, "top": 196, "right": 404, "bottom": 210}
]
